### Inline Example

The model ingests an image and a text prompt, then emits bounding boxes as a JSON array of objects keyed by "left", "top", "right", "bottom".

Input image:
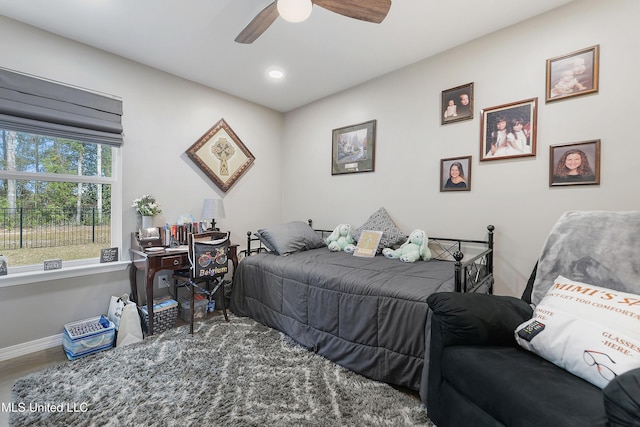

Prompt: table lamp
[{"left": 201, "top": 198, "right": 225, "bottom": 231}]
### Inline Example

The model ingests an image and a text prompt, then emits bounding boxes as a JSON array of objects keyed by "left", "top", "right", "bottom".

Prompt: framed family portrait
[
  {"left": 546, "top": 45, "right": 599, "bottom": 102},
  {"left": 440, "top": 156, "right": 471, "bottom": 192},
  {"left": 186, "top": 118, "right": 255, "bottom": 193},
  {"left": 331, "top": 119, "right": 376, "bottom": 175},
  {"left": 480, "top": 98, "right": 537, "bottom": 162},
  {"left": 441, "top": 82, "right": 474, "bottom": 125},
  {"left": 549, "top": 140, "right": 601, "bottom": 187}
]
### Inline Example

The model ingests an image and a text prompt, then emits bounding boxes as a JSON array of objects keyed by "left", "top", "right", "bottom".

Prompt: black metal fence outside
[{"left": 0, "top": 207, "right": 111, "bottom": 250}]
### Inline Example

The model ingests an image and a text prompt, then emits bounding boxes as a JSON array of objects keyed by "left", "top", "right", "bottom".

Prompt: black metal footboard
[{"left": 429, "top": 225, "right": 495, "bottom": 293}]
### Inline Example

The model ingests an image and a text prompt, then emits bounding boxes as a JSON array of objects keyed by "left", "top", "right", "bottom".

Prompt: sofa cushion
[
  {"left": 603, "top": 368, "right": 640, "bottom": 426},
  {"left": 442, "top": 345, "right": 608, "bottom": 426},
  {"left": 515, "top": 275, "right": 640, "bottom": 389},
  {"left": 532, "top": 211, "right": 640, "bottom": 306}
]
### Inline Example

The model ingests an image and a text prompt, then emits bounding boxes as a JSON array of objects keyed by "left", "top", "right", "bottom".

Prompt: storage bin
[
  {"left": 63, "top": 315, "right": 115, "bottom": 360},
  {"left": 139, "top": 298, "right": 178, "bottom": 334},
  {"left": 179, "top": 295, "right": 209, "bottom": 322}
]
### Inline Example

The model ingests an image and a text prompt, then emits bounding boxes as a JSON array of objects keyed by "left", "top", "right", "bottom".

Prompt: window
[
  {"left": 0, "top": 130, "right": 117, "bottom": 268},
  {"left": 0, "top": 68, "right": 123, "bottom": 273}
]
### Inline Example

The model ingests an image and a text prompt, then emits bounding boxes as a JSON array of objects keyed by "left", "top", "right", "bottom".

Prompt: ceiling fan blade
[
  {"left": 313, "top": 0, "right": 391, "bottom": 24},
  {"left": 235, "top": 2, "right": 279, "bottom": 44}
]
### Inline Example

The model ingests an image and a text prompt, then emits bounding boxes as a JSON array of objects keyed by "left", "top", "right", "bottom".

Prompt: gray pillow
[
  {"left": 531, "top": 211, "right": 640, "bottom": 305},
  {"left": 353, "top": 207, "right": 405, "bottom": 253},
  {"left": 255, "top": 221, "right": 326, "bottom": 256}
]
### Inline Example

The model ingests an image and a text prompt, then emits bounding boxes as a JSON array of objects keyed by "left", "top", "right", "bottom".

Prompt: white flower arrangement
[{"left": 132, "top": 194, "right": 162, "bottom": 217}]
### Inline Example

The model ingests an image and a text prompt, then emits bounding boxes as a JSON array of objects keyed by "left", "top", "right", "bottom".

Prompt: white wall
[
  {"left": 0, "top": 16, "right": 283, "bottom": 349},
  {"left": 281, "top": 0, "right": 640, "bottom": 296}
]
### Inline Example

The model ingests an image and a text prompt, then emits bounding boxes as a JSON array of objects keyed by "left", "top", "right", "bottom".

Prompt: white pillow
[{"left": 515, "top": 275, "right": 640, "bottom": 389}]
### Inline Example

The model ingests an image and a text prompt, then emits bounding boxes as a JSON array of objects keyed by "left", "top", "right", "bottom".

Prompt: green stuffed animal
[
  {"left": 326, "top": 224, "right": 356, "bottom": 253},
  {"left": 382, "top": 229, "right": 431, "bottom": 262}
]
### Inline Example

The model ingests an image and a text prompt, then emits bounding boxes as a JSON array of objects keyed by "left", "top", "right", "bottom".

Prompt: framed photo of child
[
  {"left": 440, "top": 156, "right": 471, "bottom": 192},
  {"left": 479, "top": 98, "right": 537, "bottom": 161},
  {"left": 441, "top": 83, "right": 474, "bottom": 125},
  {"left": 549, "top": 140, "right": 601, "bottom": 187},
  {"left": 546, "top": 45, "right": 599, "bottom": 103}
]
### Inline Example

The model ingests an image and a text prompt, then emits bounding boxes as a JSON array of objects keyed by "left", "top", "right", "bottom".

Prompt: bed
[{"left": 230, "top": 217, "right": 495, "bottom": 404}]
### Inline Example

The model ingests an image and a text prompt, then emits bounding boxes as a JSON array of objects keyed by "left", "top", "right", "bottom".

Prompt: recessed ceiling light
[{"left": 267, "top": 68, "right": 285, "bottom": 80}]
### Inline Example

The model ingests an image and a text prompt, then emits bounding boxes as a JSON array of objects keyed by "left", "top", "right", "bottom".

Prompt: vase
[{"left": 141, "top": 215, "right": 154, "bottom": 229}]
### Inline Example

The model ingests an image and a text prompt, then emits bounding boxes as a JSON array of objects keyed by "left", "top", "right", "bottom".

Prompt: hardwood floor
[{"left": 0, "top": 346, "right": 69, "bottom": 427}]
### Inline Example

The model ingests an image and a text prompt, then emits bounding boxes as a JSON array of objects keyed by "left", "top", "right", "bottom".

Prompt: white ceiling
[{"left": 0, "top": 0, "right": 574, "bottom": 112}]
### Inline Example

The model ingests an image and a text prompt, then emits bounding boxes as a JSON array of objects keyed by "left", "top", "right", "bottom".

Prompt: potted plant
[{"left": 132, "top": 194, "right": 162, "bottom": 228}]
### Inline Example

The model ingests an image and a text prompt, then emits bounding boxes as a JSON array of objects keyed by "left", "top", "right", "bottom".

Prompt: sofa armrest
[
  {"left": 427, "top": 292, "right": 533, "bottom": 347},
  {"left": 604, "top": 367, "right": 640, "bottom": 427},
  {"left": 424, "top": 292, "right": 533, "bottom": 422}
]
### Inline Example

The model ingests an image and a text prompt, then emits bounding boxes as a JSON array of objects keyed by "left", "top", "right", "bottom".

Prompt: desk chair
[{"left": 184, "top": 231, "right": 231, "bottom": 334}]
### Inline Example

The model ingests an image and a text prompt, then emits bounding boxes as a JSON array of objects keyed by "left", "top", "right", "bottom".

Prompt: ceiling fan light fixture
[{"left": 277, "top": 0, "right": 313, "bottom": 23}]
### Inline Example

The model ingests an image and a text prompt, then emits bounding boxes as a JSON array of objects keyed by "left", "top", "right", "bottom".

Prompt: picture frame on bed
[
  {"left": 549, "top": 140, "right": 601, "bottom": 187},
  {"left": 546, "top": 45, "right": 599, "bottom": 103},
  {"left": 186, "top": 118, "right": 255, "bottom": 193},
  {"left": 441, "top": 82, "right": 474, "bottom": 125},
  {"left": 331, "top": 120, "right": 376, "bottom": 175},
  {"left": 440, "top": 156, "right": 471, "bottom": 192},
  {"left": 480, "top": 98, "right": 537, "bottom": 162}
]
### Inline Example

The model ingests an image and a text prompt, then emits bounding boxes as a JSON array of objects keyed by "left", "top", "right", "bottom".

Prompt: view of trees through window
[{"left": 0, "top": 129, "right": 113, "bottom": 268}]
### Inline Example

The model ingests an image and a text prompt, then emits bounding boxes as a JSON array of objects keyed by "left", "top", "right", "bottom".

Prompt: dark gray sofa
[{"left": 426, "top": 265, "right": 640, "bottom": 426}]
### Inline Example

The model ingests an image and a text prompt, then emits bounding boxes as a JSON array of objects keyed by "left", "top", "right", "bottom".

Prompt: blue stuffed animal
[
  {"left": 326, "top": 224, "right": 356, "bottom": 253},
  {"left": 382, "top": 229, "right": 431, "bottom": 262}
]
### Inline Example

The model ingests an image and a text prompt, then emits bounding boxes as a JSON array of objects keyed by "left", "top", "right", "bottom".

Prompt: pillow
[
  {"left": 255, "top": 221, "right": 325, "bottom": 256},
  {"left": 515, "top": 275, "right": 640, "bottom": 389},
  {"left": 531, "top": 211, "right": 640, "bottom": 306},
  {"left": 353, "top": 207, "right": 404, "bottom": 253}
]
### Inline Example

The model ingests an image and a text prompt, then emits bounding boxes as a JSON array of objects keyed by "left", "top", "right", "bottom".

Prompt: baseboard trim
[{"left": 0, "top": 334, "right": 63, "bottom": 362}]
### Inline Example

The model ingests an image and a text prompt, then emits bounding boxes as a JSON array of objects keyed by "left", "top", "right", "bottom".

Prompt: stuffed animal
[
  {"left": 326, "top": 224, "right": 356, "bottom": 253},
  {"left": 382, "top": 229, "right": 431, "bottom": 263}
]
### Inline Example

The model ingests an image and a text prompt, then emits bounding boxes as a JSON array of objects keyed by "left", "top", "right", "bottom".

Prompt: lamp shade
[
  {"left": 201, "top": 198, "right": 225, "bottom": 220},
  {"left": 277, "top": 0, "right": 313, "bottom": 23}
]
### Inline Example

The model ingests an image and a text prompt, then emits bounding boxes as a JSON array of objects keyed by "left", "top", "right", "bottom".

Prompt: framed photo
[
  {"left": 440, "top": 156, "right": 471, "bottom": 192},
  {"left": 186, "top": 118, "right": 255, "bottom": 193},
  {"left": 480, "top": 98, "right": 537, "bottom": 161},
  {"left": 546, "top": 45, "right": 599, "bottom": 102},
  {"left": 331, "top": 119, "right": 376, "bottom": 175},
  {"left": 549, "top": 140, "right": 600, "bottom": 186},
  {"left": 441, "top": 82, "right": 474, "bottom": 125}
]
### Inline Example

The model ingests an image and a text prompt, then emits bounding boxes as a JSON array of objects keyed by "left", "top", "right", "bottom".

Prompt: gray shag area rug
[{"left": 11, "top": 315, "right": 434, "bottom": 426}]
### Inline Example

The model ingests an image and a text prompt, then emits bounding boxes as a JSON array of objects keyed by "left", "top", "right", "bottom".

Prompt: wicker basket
[{"left": 139, "top": 299, "right": 178, "bottom": 334}]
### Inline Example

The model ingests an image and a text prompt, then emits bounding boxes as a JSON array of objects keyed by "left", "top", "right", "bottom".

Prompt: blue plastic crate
[{"left": 62, "top": 315, "right": 115, "bottom": 360}]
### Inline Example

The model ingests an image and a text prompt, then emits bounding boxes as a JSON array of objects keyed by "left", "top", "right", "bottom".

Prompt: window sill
[{"left": 0, "top": 261, "right": 130, "bottom": 288}]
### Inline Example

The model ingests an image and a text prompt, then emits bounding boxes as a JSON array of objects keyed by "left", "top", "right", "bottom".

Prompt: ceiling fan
[{"left": 235, "top": 0, "right": 392, "bottom": 44}]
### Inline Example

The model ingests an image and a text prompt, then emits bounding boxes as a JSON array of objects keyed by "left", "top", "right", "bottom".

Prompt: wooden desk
[{"left": 129, "top": 244, "right": 238, "bottom": 335}]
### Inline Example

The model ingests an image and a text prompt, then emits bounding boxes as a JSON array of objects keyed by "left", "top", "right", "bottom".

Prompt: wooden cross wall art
[{"left": 186, "top": 118, "right": 255, "bottom": 192}]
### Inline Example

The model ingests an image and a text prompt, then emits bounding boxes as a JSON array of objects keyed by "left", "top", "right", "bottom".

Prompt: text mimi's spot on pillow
[{"left": 515, "top": 275, "right": 640, "bottom": 389}]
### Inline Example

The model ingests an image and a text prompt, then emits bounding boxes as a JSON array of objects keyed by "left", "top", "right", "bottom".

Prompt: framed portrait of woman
[
  {"left": 549, "top": 140, "right": 601, "bottom": 186},
  {"left": 440, "top": 156, "right": 471, "bottom": 192}
]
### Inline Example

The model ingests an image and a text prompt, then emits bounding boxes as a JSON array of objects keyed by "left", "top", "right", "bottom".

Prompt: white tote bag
[
  {"left": 109, "top": 294, "right": 144, "bottom": 347},
  {"left": 107, "top": 295, "right": 126, "bottom": 330}
]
